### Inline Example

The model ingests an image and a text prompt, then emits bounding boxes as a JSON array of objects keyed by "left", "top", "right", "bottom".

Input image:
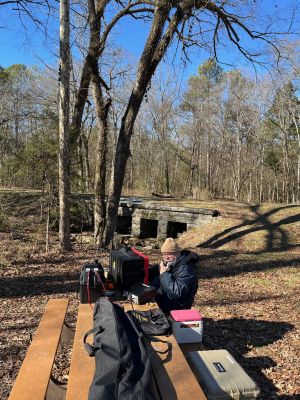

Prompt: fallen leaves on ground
[{"left": 0, "top": 231, "right": 299, "bottom": 400}]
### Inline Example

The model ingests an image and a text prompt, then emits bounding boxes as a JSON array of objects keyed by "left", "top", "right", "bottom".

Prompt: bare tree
[
  {"left": 6, "top": 0, "right": 290, "bottom": 245},
  {"left": 68, "top": 1, "right": 152, "bottom": 245},
  {"left": 180, "top": 59, "right": 224, "bottom": 197},
  {"left": 58, "top": 0, "right": 71, "bottom": 251},
  {"left": 104, "top": 0, "right": 285, "bottom": 245},
  {"left": 146, "top": 73, "right": 179, "bottom": 194}
]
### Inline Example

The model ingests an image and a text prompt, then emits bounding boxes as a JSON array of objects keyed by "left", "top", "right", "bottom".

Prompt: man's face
[{"left": 162, "top": 252, "right": 178, "bottom": 264}]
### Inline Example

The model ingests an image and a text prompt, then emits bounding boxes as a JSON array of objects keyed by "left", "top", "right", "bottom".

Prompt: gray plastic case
[{"left": 186, "top": 350, "right": 260, "bottom": 400}]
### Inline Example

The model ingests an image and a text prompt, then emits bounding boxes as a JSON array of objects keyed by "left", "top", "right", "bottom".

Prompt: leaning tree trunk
[
  {"left": 70, "top": 58, "right": 92, "bottom": 147},
  {"left": 58, "top": 0, "right": 71, "bottom": 251},
  {"left": 69, "top": 0, "right": 105, "bottom": 148},
  {"left": 92, "top": 61, "right": 111, "bottom": 246},
  {"left": 104, "top": 3, "right": 183, "bottom": 246}
]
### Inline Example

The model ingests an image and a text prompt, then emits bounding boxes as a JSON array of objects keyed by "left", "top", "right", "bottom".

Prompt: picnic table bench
[
  {"left": 8, "top": 299, "right": 207, "bottom": 400},
  {"left": 8, "top": 299, "right": 72, "bottom": 400}
]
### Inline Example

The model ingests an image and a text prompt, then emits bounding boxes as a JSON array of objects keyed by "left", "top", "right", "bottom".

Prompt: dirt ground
[{"left": 0, "top": 196, "right": 299, "bottom": 399}]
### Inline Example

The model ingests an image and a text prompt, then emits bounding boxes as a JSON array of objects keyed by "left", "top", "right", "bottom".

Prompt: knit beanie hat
[{"left": 161, "top": 238, "right": 181, "bottom": 253}]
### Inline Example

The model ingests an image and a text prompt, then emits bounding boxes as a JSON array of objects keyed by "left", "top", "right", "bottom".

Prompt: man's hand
[{"left": 159, "top": 260, "right": 170, "bottom": 274}]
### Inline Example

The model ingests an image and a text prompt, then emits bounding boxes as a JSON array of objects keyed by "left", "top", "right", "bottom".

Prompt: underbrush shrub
[
  {"left": 49, "top": 200, "right": 93, "bottom": 232},
  {"left": 70, "top": 201, "right": 93, "bottom": 232},
  {"left": 0, "top": 210, "right": 9, "bottom": 230},
  {"left": 192, "top": 188, "right": 211, "bottom": 200}
]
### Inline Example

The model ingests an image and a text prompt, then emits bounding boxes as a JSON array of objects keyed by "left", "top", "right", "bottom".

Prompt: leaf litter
[{"left": 0, "top": 204, "right": 300, "bottom": 399}]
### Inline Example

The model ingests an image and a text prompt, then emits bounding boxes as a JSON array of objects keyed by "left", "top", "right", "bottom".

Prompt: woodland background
[{"left": 1, "top": 56, "right": 300, "bottom": 203}]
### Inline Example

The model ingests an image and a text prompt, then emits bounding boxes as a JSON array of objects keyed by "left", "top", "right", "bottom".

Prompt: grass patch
[
  {"left": 178, "top": 203, "right": 300, "bottom": 253},
  {"left": 249, "top": 278, "right": 273, "bottom": 287},
  {"left": 0, "top": 210, "right": 9, "bottom": 230}
]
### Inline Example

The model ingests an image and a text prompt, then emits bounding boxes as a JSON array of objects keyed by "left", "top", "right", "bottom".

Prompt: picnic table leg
[
  {"left": 45, "top": 321, "right": 75, "bottom": 400},
  {"left": 46, "top": 376, "right": 67, "bottom": 400}
]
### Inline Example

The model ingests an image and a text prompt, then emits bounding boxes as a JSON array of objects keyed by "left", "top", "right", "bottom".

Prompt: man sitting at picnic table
[{"left": 149, "top": 238, "right": 199, "bottom": 314}]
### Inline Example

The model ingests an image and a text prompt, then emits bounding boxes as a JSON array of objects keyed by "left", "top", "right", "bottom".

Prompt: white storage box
[
  {"left": 186, "top": 350, "right": 260, "bottom": 400},
  {"left": 170, "top": 309, "right": 203, "bottom": 343}
]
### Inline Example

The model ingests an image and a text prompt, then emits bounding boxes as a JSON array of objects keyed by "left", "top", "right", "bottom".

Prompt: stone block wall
[{"left": 129, "top": 205, "right": 217, "bottom": 239}]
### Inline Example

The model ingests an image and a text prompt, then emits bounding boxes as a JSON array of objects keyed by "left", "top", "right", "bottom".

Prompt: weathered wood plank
[
  {"left": 66, "top": 303, "right": 94, "bottom": 400},
  {"left": 8, "top": 299, "right": 69, "bottom": 400}
]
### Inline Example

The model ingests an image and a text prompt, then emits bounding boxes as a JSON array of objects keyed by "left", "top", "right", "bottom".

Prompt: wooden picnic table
[
  {"left": 8, "top": 299, "right": 207, "bottom": 400},
  {"left": 66, "top": 302, "right": 207, "bottom": 400}
]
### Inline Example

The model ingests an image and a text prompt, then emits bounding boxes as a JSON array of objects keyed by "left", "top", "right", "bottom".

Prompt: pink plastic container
[
  {"left": 170, "top": 309, "right": 202, "bottom": 322},
  {"left": 170, "top": 309, "right": 203, "bottom": 343}
]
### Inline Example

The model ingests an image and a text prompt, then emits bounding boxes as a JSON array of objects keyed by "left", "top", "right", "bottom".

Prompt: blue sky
[{"left": 0, "top": 0, "right": 298, "bottom": 79}]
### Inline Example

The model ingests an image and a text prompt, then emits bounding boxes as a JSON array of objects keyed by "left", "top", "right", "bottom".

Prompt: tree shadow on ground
[
  {"left": 11, "top": 252, "right": 100, "bottom": 266},
  {"left": 2, "top": 322, "right": 39, "bottom": 332},
  {"left": 199, "top": 292, "right": 289, "bottom": 307},
  {"left": 0, "top": 272, "right": 79, "bottom": 298},
  {"left": 199, "top": 204, "right": 300, "bottom": 252},
  {"left": 203, "top": 317, "right": 297, "bottom": 399},
  {"left": 198, "top": 252, "right": 300, "bottom": 279}
]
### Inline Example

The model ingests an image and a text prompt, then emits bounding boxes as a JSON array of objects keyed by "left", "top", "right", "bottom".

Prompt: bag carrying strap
[
  {"left": 83, "top": 325, "right": 104, "bottom": 357},
  {"left": 145, "top": 335, "right": 171, "bottom": 354},
  {"left": 126, "top": 312, "right": 171, "bottom": 355}
]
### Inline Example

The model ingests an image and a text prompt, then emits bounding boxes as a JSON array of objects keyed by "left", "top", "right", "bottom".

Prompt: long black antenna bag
[{"left": 84, "top": 298, "right": 157, "bottom": 400}]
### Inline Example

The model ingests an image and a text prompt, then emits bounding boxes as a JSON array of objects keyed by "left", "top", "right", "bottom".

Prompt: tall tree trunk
[
  {"left": 206, "top": 130, "right": 211, "bottom": 194},
  {"left": 282, "top": 132, "right": 290, "bottom": 203},
  {"left": 82, "top": 132, "right": 91, "bottom": 191},
  {"left": 246, "top": 175, "right": 252, "bottom": 202},
  {"left": 92, "top": 61, "right": 111, "bottom": 246},
  {"left": 184, "top": 141, "right": 196, "bottom": 197},
  {"left": 160, "top": 127, "right": 170, "bottom": 194},
  {"left": 58, "top": 0, "right": 71, "bottom": 251},
  {"left": 108, "top": 118, "right": 118, "bottom": 194},
  {"left": 259, "top": 145, "right": 264, "bottom": 202},
  {"left": 77, "top": 135, "right": 85, "bottom": 192},
  {"left": 70, "top": 58, "right": 92, "bottom": 147},
  {"left": 172, "top": 152, "right": 179, "bottom": 191},
  {"left": 164, "top": 157, "right": 170, "bottom": 194},
  {"left": 236, "top": 136, "right": 242, "bottom": 201}
]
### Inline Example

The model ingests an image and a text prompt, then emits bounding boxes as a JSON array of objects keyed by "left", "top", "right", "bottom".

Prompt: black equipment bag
[
  {"left": 109, "top": 247, "right": 145, "bottom": 289},
  {"left": 126, "top": 308, "right": 171, "bottom": 336},
  {"left": 83, "top": 298, "right": 157, "bottom": 400},
  {"left": 79, "top": 260, "right": 106, "bottom": 304}
]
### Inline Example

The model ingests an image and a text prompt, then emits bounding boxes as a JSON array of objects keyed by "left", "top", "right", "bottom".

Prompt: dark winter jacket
[{"left": 149, "top": 250, "right": 199, "bottom": 314}]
